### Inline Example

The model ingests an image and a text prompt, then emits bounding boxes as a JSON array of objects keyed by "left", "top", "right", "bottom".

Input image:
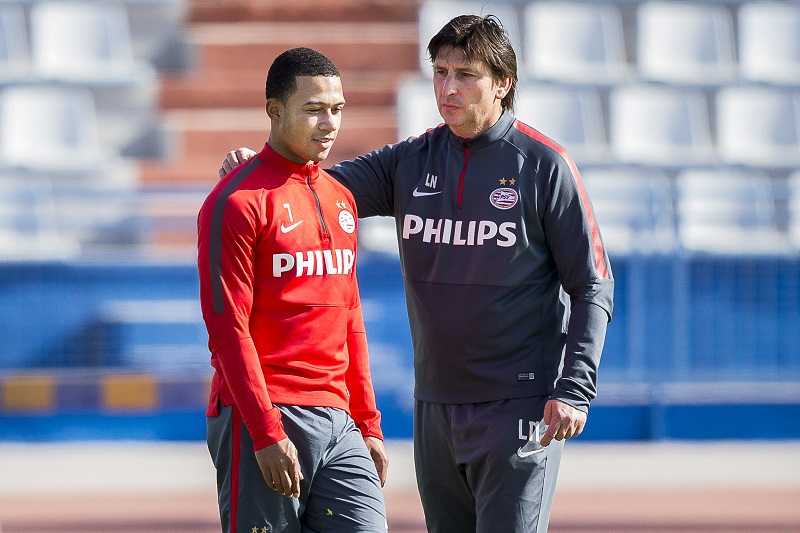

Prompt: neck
[{"left": 450, "top": 109, "right": 504, "bottom": 139}]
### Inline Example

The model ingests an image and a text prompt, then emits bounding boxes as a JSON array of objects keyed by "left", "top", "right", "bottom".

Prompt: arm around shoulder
[{"left": 219, "top": 146, "right": 258, "bottom": 179}]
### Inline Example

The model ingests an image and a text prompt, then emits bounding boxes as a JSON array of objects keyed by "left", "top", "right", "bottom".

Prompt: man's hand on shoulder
[
  {"left": 219, "top": 147, "right": 258, "bottom": 179},
  {"left": 254, "top": 437, "right": 304, "bottom": 498},
  {"left": 540, "top": 399, "right": 587, "bottom": 447},
  {"left": 364, "top": 436, "right": 388, "bottom": 487}
]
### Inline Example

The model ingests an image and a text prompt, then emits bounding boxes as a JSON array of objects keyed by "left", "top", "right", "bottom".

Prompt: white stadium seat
[
  {"left": 514, "top": 86, "right": 607, "bottom": 166},
  {"left": 582, "top": 168, "right": 676, "bottom": 254},
  {"left": 738, "top": 2, "right": 800, "bottom": 85},
  {"left": 637, "top": 2, "right": 736, "bottom": 84},
  {"left": 0, "top": 86, "right": 139, "bottom": 186},
  {"left": 610, "top": 86, "right": 714, "bottom": 166},
  {"left": 0, "top": 173, "right": 79, "bottom": 260},
  {"left": 30, "top": 2, "right": 155, "bottom": 86},
  {"left": 396, "top": 77, "right": 441, "bottom": 141},
  {"left": 716, "top": 87, "right": 800, "bottom": 168},
  {"left": 523, "top": 2, "right": 629, "bottom": 84},
  {"left": 676, "top": 170, "right": 789, "bottom": 254},
  {"left": 0, "top": 87, "right": 102, "bottom": 172}
]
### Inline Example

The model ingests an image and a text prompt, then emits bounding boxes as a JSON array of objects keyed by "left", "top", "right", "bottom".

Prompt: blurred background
[{"left": 0, "top": 0, "right": 799, "bottom": 531}]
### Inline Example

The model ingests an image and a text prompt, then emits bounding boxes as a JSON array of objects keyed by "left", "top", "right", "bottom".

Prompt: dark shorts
[
  {"left": 414, "top": 397, "right": 564, "bottom": 533},
  {"left": 207, "top": 403, "right": 387, "bottom": 533}
]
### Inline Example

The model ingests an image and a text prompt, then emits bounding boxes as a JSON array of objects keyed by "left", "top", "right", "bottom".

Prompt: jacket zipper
[
  {"left": 306, "top": 172, "right": 329, "bottom": 238},
  {"left": 457, "top": 139, "right": 469, "bottom": 205}
]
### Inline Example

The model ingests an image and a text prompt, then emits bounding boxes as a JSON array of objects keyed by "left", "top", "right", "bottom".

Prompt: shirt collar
[
  {"left": 257, "top": 143, "right": 319, "bottom": 181},
  {"left": 448, "top": 111, "right": 514, "bottom": 151}
]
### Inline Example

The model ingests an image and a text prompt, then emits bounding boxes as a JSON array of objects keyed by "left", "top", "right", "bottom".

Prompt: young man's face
[
  {"left": 268, "top": 75, "right": 345, "bottom": 164},
  {"left": 432, "top": 46, "right": 511, "bottom": 139}
]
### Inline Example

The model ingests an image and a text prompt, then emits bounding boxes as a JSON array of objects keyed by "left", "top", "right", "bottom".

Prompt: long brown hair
[{"left": 427, "top": 14, "right": 518, "bottom": 113}]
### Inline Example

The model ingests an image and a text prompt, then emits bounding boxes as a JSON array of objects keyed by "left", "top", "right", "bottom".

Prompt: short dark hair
[
  {"left": 265, "top": 47, "right": 340, "bottom": 103},
  {"left": 427, "top": 15, "right": 518, "bottom": 113}
]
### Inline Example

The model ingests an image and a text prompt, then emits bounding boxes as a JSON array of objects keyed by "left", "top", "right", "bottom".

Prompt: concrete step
[
  {"left": 136, "top": 1, "right": 422, "bottom": 252},
  {"left": 159, "top": 22, "right": 420, "bottom": 109},
  {"left": 140, "top": 106, "right": 398, "bottom": 185},
  {"left": 160, "top": 68, "right": 411, "bottom": 109},
  {"left": 190, "top": 22, "right": 419, "bottom": 70},
  {"left": 189, "top": 0, "right": 420, "bottom": 23}
]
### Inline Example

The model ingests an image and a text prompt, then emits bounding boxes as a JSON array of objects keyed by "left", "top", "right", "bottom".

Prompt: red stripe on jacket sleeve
[{"left": 513, "top": 120, "right": 609, "bottom": 279}]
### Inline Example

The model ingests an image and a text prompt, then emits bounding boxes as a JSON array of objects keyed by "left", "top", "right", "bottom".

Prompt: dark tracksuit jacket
[{"left": 328, "top": 111, "right": 614, "bottom": 411}]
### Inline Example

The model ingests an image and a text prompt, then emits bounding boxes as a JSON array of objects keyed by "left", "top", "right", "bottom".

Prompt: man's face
[
  {"left": 432, "top": 46, "right": 510, "bottom": 139},
  {"left": 268, "top": 75, "right": 344, "bottom": 164}
]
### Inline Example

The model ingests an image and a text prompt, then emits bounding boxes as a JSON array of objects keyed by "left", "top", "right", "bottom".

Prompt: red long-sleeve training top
[{"left": 197, "top": 143, "right": 382, "bottom": 450}]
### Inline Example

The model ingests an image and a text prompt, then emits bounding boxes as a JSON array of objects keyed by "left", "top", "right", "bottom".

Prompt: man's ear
[
  {"left": 496, "top": 77, "right": 513, "bottom": 100},
  {"left": 266, "top": 98, "right": 282, "bottom": 121}
]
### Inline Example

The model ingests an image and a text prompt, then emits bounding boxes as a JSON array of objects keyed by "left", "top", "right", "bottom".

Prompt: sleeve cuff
[
  {"left": 353, "top": 411, "right": 384, "bottom": 441},
  {"left": 248, "top": 406, "right": 288, "bottom": 450}
]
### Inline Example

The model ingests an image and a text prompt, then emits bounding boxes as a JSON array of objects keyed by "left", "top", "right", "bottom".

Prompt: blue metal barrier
[{"left": 0, "top": 252, "right": 799, "bottom": 441}]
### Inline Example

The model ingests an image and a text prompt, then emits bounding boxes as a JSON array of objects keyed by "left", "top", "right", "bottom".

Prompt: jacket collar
[
  {"left": 448, "top": 111, "right": 514, "bottom": 151},
  {"left": 257, "top": 143, "right": 319, "bottom": 181}
]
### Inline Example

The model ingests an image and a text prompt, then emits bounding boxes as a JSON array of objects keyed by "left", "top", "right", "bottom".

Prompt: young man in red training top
[{"left": 197, "top": 47, "right": 388, "bottom": 533}]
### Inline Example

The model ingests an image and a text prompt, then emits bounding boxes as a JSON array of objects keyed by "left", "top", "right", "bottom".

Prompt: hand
[
  {"left": 540, "top": 399, "right": 587, "bottom": 447},
  {"left": 254, "top": 437, "right": 304, "bottom": 498},
  {"left": 219, "top": 147, "right": 258, "bottom": 179},
  {"left": 364, "top": 436, "right": 388, "bottom": 487}
]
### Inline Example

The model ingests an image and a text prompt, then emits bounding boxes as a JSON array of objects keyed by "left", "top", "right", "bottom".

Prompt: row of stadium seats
[
  {"left": 360, "top": 169, "right": 800, "bottom": 256},
  {"left": 418, "top": 0, "right": 800, "bottom": 86},
  {"left": 0, "top": 171, "right": 144, "bottom": 260},
  {"left": 0, "top": 1, "right": 186, "bottom": 160},
  {"left": 408, "top": 1, "right": 800, "bottom": 170},
  {"left": 0, "top": 0, "right": 190, "bottom": 84},
  {"left": 2, "top": 0, "right": 799, "bottom": 259},
  {"left": 389, "top": 0, "right": 800, "bottom": 257},
  {"left": 584, "top": 168, "right": 800, "bottom": 255},
  {"left": 398, "top": 82, "right": 800, "bottom": 169},
  {"left": 10, "top": 79, "right": 792, "bottom": 183},
  {"left": 0, "top": 0, "right": 192, "bottom": 259},
  {"left": 0, "top": 2, "right": 154, "bottom": 86}
]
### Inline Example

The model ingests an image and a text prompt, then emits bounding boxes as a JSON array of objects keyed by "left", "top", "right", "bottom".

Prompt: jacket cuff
[
  {"left": 353, "top": 413, "right": 384, "bottom": 441},
  {"left": 249, "top": 406, "right": 287, "bottom": 450},
  {"left": 549, "top": 389, "right": 591, "bottom": 413}
]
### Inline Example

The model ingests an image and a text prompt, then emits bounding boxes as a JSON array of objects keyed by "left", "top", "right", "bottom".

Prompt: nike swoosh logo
[
  {"left": 412, "top": 187, "right": 442, "bottom": 197},
  {"left": 516, "top": 445, "right": 546, "bottom": 458},
  {"left": 280, "top": 220, "right": 303, "bottom": 233}
]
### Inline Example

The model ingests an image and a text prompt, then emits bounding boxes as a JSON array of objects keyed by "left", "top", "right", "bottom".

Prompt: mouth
[
  {"left": 439, "top": 102, "right": 460, "bottom": 113},
  {"left": 313, "top": 138, "right": 335, "bottom": 149}
]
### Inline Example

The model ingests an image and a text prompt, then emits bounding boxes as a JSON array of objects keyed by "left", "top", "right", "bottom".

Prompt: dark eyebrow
[
  {"left": 303, "top": 100, "right": 346, "bottom": 107},
  {"left": 432, "top": 60, "right": 480, "bottom": 74}
]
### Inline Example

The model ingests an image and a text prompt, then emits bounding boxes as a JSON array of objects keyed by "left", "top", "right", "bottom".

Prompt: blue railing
[{"left": 1, "top": 252, "right": 798, "bottom": 441}]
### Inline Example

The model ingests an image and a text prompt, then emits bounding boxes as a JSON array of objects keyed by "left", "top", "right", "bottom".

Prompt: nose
[
  {"left": 441, "top": 73, "right": 458, "bottom": 95},
  {"left": 319, "top": 109, "right": 338, "bottom": 132}
]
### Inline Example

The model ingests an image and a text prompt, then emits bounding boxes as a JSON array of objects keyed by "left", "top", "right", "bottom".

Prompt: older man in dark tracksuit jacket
[{"left": 329, "top": 108, "right": 613, "bottom": 533}]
